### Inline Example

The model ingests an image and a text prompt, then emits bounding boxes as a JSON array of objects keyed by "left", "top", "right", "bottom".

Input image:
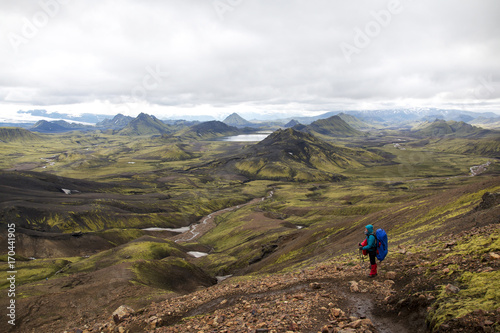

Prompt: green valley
[{"left": 0, "top": 113, "right": 498, "bottom": 333}]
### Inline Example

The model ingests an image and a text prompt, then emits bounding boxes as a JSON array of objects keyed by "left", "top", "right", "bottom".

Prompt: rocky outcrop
[
  {"left": 112, "top": 305, "right": 135, "bottom": 324},
  {"left": 475, "top": 192, "right": 500, "bottom": 211}
]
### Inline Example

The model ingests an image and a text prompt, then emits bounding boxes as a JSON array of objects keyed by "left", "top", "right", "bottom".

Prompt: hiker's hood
[{"left": 365, "top": 224, "right": 374, "bottom": 235}]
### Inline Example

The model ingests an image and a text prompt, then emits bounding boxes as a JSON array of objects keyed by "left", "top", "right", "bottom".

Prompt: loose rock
[
  {"left": 489, "top": 252, "right": 500, "bottom": 260},
  {"left": 112, "top": 305, "right": 135, "bottom": 324},
  {"left": 445, "top": 284, "right": 460, "bottom": 294},
  {"left": 349, "top": 281, "right": 359, "bottom": 293}
]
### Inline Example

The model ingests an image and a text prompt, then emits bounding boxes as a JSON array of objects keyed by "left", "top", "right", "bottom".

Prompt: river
[{"left": 171, "top": 190, "right": 274, "bottom": 243}]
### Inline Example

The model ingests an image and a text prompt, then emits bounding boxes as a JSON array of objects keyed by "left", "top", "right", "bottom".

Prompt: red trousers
[{"left": 368, "top": 250, "right": 377, "bottom": 276}]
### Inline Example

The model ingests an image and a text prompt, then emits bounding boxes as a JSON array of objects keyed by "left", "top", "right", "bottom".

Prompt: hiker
[{"left": 359, "top": 224, "right": 377, "bottom": 278}]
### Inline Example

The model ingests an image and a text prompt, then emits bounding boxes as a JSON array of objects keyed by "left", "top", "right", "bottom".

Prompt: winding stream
[
  {"left": 470, "top": 161, "right": 492, "bottom": 176},
  {"left": 171, "top": 190, "right": 274, "bottom": 243}
]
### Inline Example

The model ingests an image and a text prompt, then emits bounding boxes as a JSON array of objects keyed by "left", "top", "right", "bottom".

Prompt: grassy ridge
[
  {"left": 0, "top": 258, "right": 73, "bottom": 289},
  {"left": 63, "top": 238, "right": 186, "bottom": 274},
  {"left": 0, "top": 167, "right": 269, "bottom": 232},
  {"left": 133, "top": 257, "right": 215, "bottom": 291},
  {"left": 413, "top": 138, "right": 500, "bottom": 158},
  {"left": 0, "top": 127, "right": 42, "bottom": 142}
]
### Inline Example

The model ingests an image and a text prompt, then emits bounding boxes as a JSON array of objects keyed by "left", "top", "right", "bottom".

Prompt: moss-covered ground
[{"left": 0, "top": 128, "right": 498, "bottom": 332}]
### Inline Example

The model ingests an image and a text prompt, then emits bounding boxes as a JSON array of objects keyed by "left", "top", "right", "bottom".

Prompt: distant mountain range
[
  {"left": 2, "top": 109, "right": 500, "bottom": 137},
  {"left": 470, "top": 116, "right": 500, "bottom": 130},
  {"left": 278, "top": 108, "right": 500, "bottom": 126},
  {"left": 6, "top": 108, "right": 498, "bottom": 127},
  {"left": 30, "top": 120, "right": 95, "bottom": 133},
  {"left": 18, "top": 109, "right": 112, "bottom": 123}
]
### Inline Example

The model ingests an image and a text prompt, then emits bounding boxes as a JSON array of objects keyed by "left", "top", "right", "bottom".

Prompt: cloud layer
[{"left": 1, "top": 0, "right": 499, "bottom": 118}]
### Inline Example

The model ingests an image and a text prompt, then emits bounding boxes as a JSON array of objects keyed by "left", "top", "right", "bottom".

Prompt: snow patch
[
  {"left": 187, "top": 251, "right": 209, "bottom": 258},
  {"left": 143, "top": 227, "right": 190, "bottom": 233}
]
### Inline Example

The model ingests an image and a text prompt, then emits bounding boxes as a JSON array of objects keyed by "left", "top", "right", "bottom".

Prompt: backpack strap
[{"left": 368, "top": 233, "right": 377, "bottom": 250}]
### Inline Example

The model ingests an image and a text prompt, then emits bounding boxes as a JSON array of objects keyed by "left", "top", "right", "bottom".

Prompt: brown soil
[
  {"left": 0, "top": 263, "right": 170, "bottom": 333},
  {"left": 78, "top": 260, "right": 421, "bottom": 333},
  {"left": 74, "top": 224, "right": 499, "bottom": 333},
  {"left": 1, "top": 176, "right": 498, "bottom": 332},
  {"left": 13, "top": 228, "right": 115, "bottom": 258}
]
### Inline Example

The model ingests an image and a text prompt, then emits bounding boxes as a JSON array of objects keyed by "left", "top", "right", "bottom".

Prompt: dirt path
[
  {"left": 116, "top": 273, "right": 420, "bottom": 333},
  {"left": 180, "top": 279, "right": 413, "bottom": 333},
  {"left": 346, "top": 292, "right": 411, "bottom": 333},
  {"left": 172, "top": 191, "right": 274, "bottom": 243}
]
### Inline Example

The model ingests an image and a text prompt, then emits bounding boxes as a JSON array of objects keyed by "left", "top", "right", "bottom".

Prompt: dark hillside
[
  {"left": 180, "top": 120, "right": 240, "bottom": 139},
  {"left": 194, "top": 128, "right": 386, "bottom": 182}
]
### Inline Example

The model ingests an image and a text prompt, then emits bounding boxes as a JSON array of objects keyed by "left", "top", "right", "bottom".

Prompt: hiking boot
[{"left": 368, "top": 274, "right": 377, "bottom": 278}]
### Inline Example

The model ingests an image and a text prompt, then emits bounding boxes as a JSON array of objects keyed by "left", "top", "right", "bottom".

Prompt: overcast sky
[{"left": 1, "top": 0, "right": 499, "bottom": 121}]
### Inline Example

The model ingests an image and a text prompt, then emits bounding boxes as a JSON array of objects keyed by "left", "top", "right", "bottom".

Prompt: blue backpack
[{"left": 375, "top": 229, "right": 388, "bottom": 261}]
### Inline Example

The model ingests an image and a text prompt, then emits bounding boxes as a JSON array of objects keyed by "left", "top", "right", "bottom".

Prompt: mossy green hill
[
  {"left": 96, "top": 113, "right": 134, "bottom": 130},
  {"left": 337, "top": 112, "right": 376, "bottom": 130},
  {"left": 0, "top": 127, "right": 42, "bottom": 142},
  {"left": 118, "top": 113, "right": 172, "bottom": 136},
  {"left": 200, "top": 128, "right": 385, "bottom": 182},
  {"left": 176, "top": 120, "right": 241, "bottom": 140},
  {"left": 294, "top": 115, "right": 364, "bottom": 138},
  {"left": 412, "top": 119, "right": 496, "bottom": 138},
  {"left": 134, "top": 143, "right": 196, "bottom": 161},
  {"left": 409, "top": 137, "right": 500, "bottom": 158}
]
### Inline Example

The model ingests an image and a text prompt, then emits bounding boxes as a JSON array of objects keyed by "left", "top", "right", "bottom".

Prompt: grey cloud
[{"left": 0, "top": 0, "right": 498, "bottom": 115}]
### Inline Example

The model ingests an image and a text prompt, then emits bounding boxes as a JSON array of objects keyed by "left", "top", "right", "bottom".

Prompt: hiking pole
[{"left": 358, "top": 242, "right": 364, "bottom": 263}]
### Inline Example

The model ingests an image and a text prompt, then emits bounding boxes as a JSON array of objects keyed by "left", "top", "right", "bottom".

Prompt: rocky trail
[
  {"left": 64, "top": 222, "right": 500, "bottom": 333},
  {"left": 346, "top": 292, "right": 411, "bottom": 333},
  {"left": 79, "top": 267, "right": 409, "bottom": 333}
]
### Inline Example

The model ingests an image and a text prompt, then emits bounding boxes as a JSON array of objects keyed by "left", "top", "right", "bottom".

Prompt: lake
[{"left": 219, "top": 132, "right": 272, "bottom": 142}]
